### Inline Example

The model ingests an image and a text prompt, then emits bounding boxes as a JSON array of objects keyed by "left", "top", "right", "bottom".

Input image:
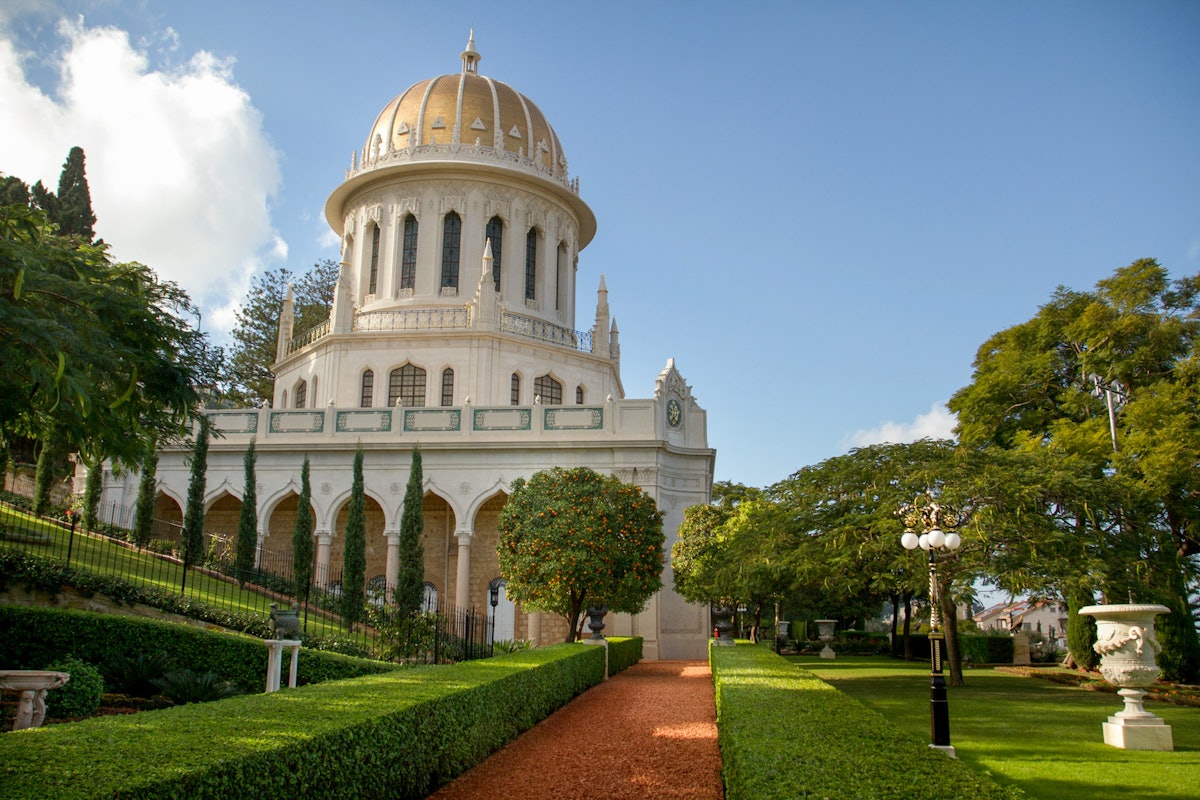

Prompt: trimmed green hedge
[
  {"left": 0, "top": 606, "right": 399, "bottom": 693},
  {"left": 893, "top": 633, "right": 1015, "bottom": 664},
  {"left": 711, "top": 643, "right": 1025, "bottom": 800},
  {"left": 607, "top": 636, "right": 643, "bottom": 674},
  {"left": 0, "top": 643, "right": 606, "bottom": 800}
]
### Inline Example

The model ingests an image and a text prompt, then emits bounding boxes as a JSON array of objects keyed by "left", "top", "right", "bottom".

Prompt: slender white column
[
  {"left": 315, "top": 531, "right": 332, "bottom": 587},
  {"left": 455, "top": 529, "right": 473, "bottom": 609},
  {"left": 384, "top": 531, "right": 400, "bottom": 594}
]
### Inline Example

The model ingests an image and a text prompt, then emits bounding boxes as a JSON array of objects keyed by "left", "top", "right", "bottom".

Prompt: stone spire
[
  {"left": 471, "top": 238, "right": 498, "bottom": 329},
  {"left": 592, "top": 274, "right": 610, "bottom": 358},
  {"left": 331, "top": 260, "right": 355, "bottom": 334},
  {"left": 275, "top": 284, "right": 295, "bottom": 362},
  {"left": 461, "top": 29, "right": 481, "bottom": 75}
]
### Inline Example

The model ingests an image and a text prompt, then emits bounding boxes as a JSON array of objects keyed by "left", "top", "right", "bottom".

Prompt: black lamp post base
[{"left": 929, "top": 744, "right": 957, "bottom": 758}]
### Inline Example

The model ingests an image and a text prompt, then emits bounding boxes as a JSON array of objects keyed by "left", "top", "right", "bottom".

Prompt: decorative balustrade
[
  {"left": 354, "top": 307, "right": 470, "bottom": 332},
  {"left": 349, "top": 141, "right": 580, "bottom": 196},
  {"left": 500, "top": 311, "right": 592, "bottom": 352},
  {"left": 286, "top": 320, "right": 329, "bottom": 355}
]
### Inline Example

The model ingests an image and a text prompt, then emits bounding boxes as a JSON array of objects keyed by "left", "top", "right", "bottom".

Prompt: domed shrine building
[{"left": 97, "top": 35, "right": 714, "bottom": 659}]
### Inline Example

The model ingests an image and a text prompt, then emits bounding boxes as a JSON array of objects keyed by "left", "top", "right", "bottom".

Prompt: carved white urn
[
  {"left": 1078, "top": 603, "right": 1173, "bottom": 751},
  {"left": 815, "top": 619, "right": 837, "bottom": 659}
]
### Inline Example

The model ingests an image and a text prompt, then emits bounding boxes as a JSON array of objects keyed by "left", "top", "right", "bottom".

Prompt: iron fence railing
[{"left": 0, "top": 499, "right": 494, "bottom": 664}]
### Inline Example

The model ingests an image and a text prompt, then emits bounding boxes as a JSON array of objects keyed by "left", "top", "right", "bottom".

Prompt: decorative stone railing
[
  {"left": 354, "top": 307, "right": 470, "bottom": 332},
  {"left": 348, "top": 141, "right": 580, "bottom": 196},
  {"left": 286, "top": 319, "right": 329, "bottom": 355},
  {"left": 500, "top": 311, "right": 592, "bottom": 352}
]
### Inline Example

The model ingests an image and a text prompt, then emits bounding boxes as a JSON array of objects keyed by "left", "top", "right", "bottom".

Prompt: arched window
[
  {"left": 294, "top": 379, "right": 307, "bottom": 409},
  {"left": 388, "top": 364, "right": 427, "bottom": 408},
  {"left": 524, "top": 227, "right": 537, "bottom": 301},
  {"left": 556, "top": 242, "right": 567, "bottom": 311},
  {"left": 422, "top": 582, "right": 438, "bottom": 613},
  {"left": 360, "top": 369, "right": 374, "bottom": 408},
  {"left": 486, "top": 215, "right": 503, "bottom": 292},
  {"left": 367, "top": 224, "right": 380, "bottom": 295},
  {"left": 510, "top": 373, "right": 521, "bottom": 406},
  {"left": 535, "top": 375, "right": 562, "bottom": 405},
  {"left": 441, "top": 211, "right": 461, "bottom": 290},
  {"left": 440, "top": 368, "right": 454, "bottom": 407},
  {"left": 576, "top": 385, "right": 585, "bottom": 405},
  {"left": 401, "top": 214, "right": 418, "bottom": 290}
]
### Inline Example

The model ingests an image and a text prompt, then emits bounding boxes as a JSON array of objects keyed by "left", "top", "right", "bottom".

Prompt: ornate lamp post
[{"left": 899, "top": 496, "right": 963, "bottom": 757}]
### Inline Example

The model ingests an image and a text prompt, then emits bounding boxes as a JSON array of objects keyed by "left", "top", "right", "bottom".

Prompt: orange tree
[{"left": 497, "top": 467, "right": 664, "bottom": 642}]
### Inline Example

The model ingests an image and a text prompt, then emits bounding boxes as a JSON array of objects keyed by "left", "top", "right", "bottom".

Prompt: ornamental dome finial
[{"left": 461, "top": 29, "right": 480, "bottom": 75}]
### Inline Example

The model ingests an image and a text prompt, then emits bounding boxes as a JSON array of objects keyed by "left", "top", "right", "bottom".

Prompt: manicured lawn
[{"left": 795, "top": 655, "right": 1200, "bottom": 800}]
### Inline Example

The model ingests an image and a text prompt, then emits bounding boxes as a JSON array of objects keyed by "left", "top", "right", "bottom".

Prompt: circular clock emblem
[{"left": 667, "top": 398, "right": 682, "bottom": 428}]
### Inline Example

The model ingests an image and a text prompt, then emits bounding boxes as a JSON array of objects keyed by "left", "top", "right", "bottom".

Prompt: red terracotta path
[{"left": 426, "top": 660, "right": 724, "bottom": 800}]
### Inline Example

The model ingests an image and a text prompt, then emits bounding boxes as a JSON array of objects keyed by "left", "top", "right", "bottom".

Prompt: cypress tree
[
  {"left": 292, "top": 456, "right": 315, "bottom": 601},
  {"left": 341, "top": 445, "right": 367, "bottom": 628},
  {"left": 32, "top": 432, "right": 65, "bottom": 516},
  {"left": 0, "top": 175, "right": 30, "bottom": 207},
  {"left": 55, "top": 146, "right": 96, "bottom": 240},
  {"left": 80, "top": 459, "right": 103, "bottom": 531},
  {"left": 181, "top": 418, "right": 210, "bottom": 574},
  {"left": 393, "top": 446, "right": 426, "bottom": 616},
  {"left": 234, "top": 439, "right": 258, "bottom": 585},
  {"left": 133, "top": 447, "right": 158, "bottom": 548}
]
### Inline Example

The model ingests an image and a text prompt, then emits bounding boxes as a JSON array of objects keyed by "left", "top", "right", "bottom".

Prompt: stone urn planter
[
  {"left": 712, "top": 605, "right": 736, "bottom": 646},
  {"left": 815, "top": 620, "right": 837, "bottom": 659},
  {"left": 1079, "top": 603, "right": 1173, "bottom": 751},
  {"left": 585, "top": 604, "right": 608, "bottom": 641}
]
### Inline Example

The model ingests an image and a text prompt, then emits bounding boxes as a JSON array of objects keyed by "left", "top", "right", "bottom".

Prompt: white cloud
[
  {"left": 0, "top": 18, "right": 283, "bottom": 339},
  {"left": 842, "top": 401, "right": 958, "bottom": 450}
]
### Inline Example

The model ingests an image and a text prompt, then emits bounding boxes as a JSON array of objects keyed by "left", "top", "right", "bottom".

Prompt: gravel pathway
[{"left": 426, "top": 660, "right": 724, "bottom": 800}]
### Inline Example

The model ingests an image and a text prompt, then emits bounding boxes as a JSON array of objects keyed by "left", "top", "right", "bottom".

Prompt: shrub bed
[
  {"left": 0, "top": 642, "right": 606, "bottom": 800},
  {"left": 0, "top": 606, "right": 399, "bottom": 693},
  {"left": 711, "top": 643, "right": 1025, "bottom": 800}
]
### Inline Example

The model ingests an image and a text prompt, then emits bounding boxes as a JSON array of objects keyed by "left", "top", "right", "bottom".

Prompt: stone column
[
  {"left": 454, "top": 529, "right": 473, "bottom": 609},
  {"left": 254, "top": 531, "right": 266, "bottom": 569},
  {"left": 315, "top": 531, "right": 332, "bottom": 587},
  {"left": 528, "top": 610, "right": 542, "bottom": 646},
  {"left": 384, "top": 531, "right": 400, "bottom": 594}
]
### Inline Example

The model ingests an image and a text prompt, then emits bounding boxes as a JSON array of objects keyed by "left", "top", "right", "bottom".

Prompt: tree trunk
[
  {"left": 902, "top": 594, "right": 913, "bottom": 660},
  {"left": 940, "top": 584, "right": 964, "bottom": 687}
]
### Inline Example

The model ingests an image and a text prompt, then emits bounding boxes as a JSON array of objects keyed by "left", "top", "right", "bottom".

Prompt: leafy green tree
[
  {"left": 181, "top": 419, "right": 210, "bottom": 579},
  {"left": 0, "top": 204, "right": 212, "bottom": 470},
  {"left": 341, "top": 445, "right": 367, "bottom": 628},
  {"left": 132, "top": 447, "right": 158, "bottom": 549},
  {"left": 497, "top": 467, "right": 664, "bottom": 642},
  {"left": 949, "top": 258, "right": 1200, "bottom": 681},
  {"left": 0, "top": 175, "right": 30, "bottom": 207},
  {"left": 54, "top": 147, "right": 96, "bottom": 241},
  {"left": 228, "top": 260, "right": 338, "bottom": 403},
  {"left": 234, "top": 439, "right": 258, "bottom": 585},
  {"left": 80, "top": 458, "right": 103, "bottom": 531},
  {"left": 393, "top": 446, "right": 426, "bottom": 615},
  {"left": 292, "top": 456, "right": 315, "bottom": 602}
]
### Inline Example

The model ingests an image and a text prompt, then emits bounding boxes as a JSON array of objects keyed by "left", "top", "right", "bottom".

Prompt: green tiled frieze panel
[
  {"left": 207, "top": 411, "right": 258, "bottom": 434},
  {"left": 544, "top": 407, "right": 604, "bottom": 430},
  {"left": 336, "top": 410, "right": 393, "bottom": 433},
  {"left": 404, "top": 409, "right": 462, "bottom": 432},
  {"left": 269, "top": 411, "right": 325, "bottom": 433},
  {"left": 472, "top": 408, "right": 533, "bottom": 431}
]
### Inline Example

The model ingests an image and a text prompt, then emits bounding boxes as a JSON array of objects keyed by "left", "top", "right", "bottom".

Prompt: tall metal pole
[{"left": 927, "top": 549, "right": 952, "bottom": 751}]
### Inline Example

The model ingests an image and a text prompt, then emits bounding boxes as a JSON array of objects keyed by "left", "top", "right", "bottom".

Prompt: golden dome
[{"left": 361, "top": 32, "right": 566, "bottom": 179}]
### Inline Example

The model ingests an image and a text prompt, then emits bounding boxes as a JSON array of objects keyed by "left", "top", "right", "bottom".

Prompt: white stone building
[{"left": 94, "top": 34, "right": 715, "bottom": 660}]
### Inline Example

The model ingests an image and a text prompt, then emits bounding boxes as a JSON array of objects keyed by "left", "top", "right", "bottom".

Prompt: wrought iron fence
[{"left": 0, "top": 499, "right": 494, "bottom": 664}]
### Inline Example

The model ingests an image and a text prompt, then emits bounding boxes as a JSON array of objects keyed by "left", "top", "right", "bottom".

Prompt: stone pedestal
[
  {"left": 0, "top": 671, "right": 70, "bottom": 730},
  {"left": 264, "top": 640, "right": 302, "bottom": 693},
  {"left": 1011, "top": 633, "right": 1031, "bottom": 665}
]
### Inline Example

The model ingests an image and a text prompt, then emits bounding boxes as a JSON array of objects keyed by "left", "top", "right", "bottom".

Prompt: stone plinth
[{"left": 264, "top": 640, "right": 302, "bottom": 693}]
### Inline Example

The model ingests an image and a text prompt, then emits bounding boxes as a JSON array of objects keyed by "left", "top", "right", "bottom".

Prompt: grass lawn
[
  {"left": 0, "top": 504, "right": 348, "bottom": 640},
  {"left": 795, "top": 655, "right": 1199, "bottom": 800}
]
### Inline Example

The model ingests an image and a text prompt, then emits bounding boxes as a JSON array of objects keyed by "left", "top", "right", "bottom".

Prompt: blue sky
[{"left": 2, "top": 1, "right": 1198, "bottom": 490}]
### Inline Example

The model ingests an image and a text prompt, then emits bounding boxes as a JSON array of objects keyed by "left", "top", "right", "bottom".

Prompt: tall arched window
[
  {"left": 388, "top": 364, "right": 427, "bottom": 408},
  {"left": 440, "top": 368, "right": 454, "bottom": 407},
  {"left": 367, "top": 224, "right": 380, "bottom": 295},
  {"left": 441, "top": 211, "right": 461, "bottom": 290},
  {"left": 576, "top": 385, "right": 585, "bottom": 404},
  {"left": 360, "top": 369, "right": 374, "bottom": 408},
  {"left": 524, "top": 228, "right": 538, "bottom": 301},
  {"left": 486, "top": 216, "right": 504, "bottom": 292},
  {"left": 556, "top": 242, "right": 567, "bottom": 311},
  {"left": 294, "top": 379, "right": 307, "bottom": 409},
  {"left": 534, "top": 375, "right": 562, "bottom": 405},
  {"left": 510, "top": 373, "right": 521, "bottom": 406},
  {"left": 401, "top": 214, "right": 418, "bottom": 290}
]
